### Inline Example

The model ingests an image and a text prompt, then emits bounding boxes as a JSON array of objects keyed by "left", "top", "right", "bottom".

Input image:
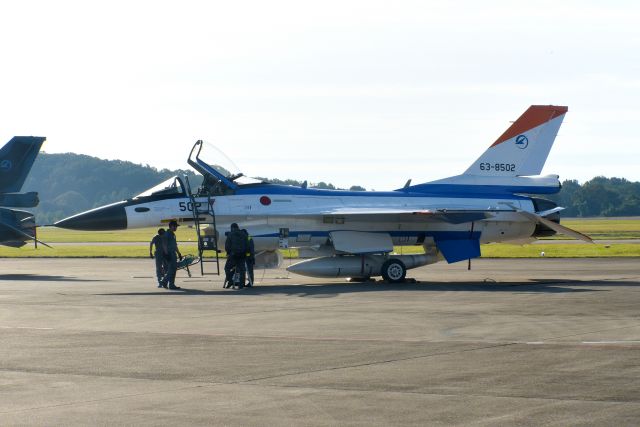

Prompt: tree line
[
  {"left": 23, "top": 153, "right": 201, "bottom": 225},
  {"left": 548, "top": 177, "right": 640, "bottom": 217},
  {"left": 20, "top": 152, "right": 640, "bottom": 224}
]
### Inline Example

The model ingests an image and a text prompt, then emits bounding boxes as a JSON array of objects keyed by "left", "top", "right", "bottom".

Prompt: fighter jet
[
  {"left": 0, "top": 136, "right": 48, "bottom": 248},
  {"left": 55, "top": 106, "right": 590, "bottom": 281}
]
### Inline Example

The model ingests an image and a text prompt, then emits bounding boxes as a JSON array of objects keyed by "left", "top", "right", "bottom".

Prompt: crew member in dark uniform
[
  {"left": 161, "top": 220, "right": 182, "bottom": 290},
  {"left": 149, "top": 228, "right": 166, "bottom": 288},
  {"left": 224, "top": 223, "right": 247, "bottom": 288},
  {"left": 242, "top": 229, "right": 255, "bottom": 287}
]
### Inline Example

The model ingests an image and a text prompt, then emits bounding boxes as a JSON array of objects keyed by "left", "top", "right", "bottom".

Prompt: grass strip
[
  {"left": 37, "top": 219, "right": 640, "bottom": 243},
  {"left": 36, "top": 227, "right": 198, "bottom": 243},
  {"left": 1, "top": 244, "right": 638, "bottom": 258},
  {"left": 481, "top": 243, "right": 640, "bottom": 258}
]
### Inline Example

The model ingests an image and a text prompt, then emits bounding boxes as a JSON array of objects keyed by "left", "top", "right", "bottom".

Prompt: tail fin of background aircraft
[
  {"left": 0, "top": 136, "right": 46, "bottom": 193},
  {"left": 463, "top": 105, "right": 567, "bottom": 177}
]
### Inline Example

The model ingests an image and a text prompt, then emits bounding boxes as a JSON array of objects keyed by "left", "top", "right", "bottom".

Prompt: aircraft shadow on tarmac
[
  {"left": 94, "top": 278, "right": 627, "bottom": 298},
  {"left": 0, "top": 274, "right": 105, "bottom": 282}
]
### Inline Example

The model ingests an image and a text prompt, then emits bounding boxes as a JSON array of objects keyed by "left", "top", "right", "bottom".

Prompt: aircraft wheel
[{"left": 381, "top": 259, "right": 406, "bottom": 283}]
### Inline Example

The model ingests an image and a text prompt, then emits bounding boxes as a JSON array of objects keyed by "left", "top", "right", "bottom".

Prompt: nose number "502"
[{"left": 179, "top": 201, "right": 202, "bottom": 212}]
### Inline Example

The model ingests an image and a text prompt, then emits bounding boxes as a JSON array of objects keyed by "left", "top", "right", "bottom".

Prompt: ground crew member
[
  {"left": 149, "top": 228, "right": 167, "bottom": 288},
  {"left": 224, "top": 223, "right": 247, "bottom": 288},
  {"left": 242, "top": 229, "right": 255, "bottom": 287},
  {"left": 160, "top": 220, "right": 182, "bottom": 290}
]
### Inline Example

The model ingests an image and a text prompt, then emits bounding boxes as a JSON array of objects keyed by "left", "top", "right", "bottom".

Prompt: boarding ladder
[{"left": 184, "top": 176, "right": 221, "bottom": 276}]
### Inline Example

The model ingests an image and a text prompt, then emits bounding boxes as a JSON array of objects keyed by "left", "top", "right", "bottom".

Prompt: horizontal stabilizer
[
  {"left": 0, "top": 220, "right": 52, "bottom": 248},
  {"left": 0, "top": 192, "right": 39, "bottom": 208},
  {"left": 516, "top": 210, "right": 593, "bottom": 243}
]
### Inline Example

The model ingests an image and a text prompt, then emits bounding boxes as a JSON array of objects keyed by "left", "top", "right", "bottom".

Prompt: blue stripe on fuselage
[{"left": 234, "top": 183, "right": 558, "bottom": 198}]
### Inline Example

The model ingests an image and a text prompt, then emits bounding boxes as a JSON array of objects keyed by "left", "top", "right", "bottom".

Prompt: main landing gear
[{"left": 380, "top": 258, "right": 407, "bottom": 283}]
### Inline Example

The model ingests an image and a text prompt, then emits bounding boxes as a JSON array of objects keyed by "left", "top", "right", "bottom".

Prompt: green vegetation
[
  {"left": 36, "top": 226, "right": 200, "bottom": 243},
  {"left": 0, "top": 245, "right": 151, "bottom": 258},
  {"left": 24, "top": 153, "right": 360, "bottom": 225},
  {"left": 23, "top": 152, "right": 203, "bottom": 225},
  {"left": 36, "top": 218, "right": 640, "bottom": 244},
  {"left": 542, "top": 219, "right": 640, "bottom": 240},
  {"left": 3, "top": 218, "right": 638, "bottom": 259},
  {"left": 257, "top": 177, "right": 364, "bottom": 191},
  {"left": 0, "top": 245, "right": 302, "bottom": 259},
  {"left": 4, "top": 242, "right": 638, "bottom": 259},
  {"left": 481, "top": 243, "right": 640, "bottom": 258},
  {"left": 549, "top": 177, "right": 640, "bottom": 217},
  {"left": 20, "top": 153, "right": 640, "bottom": 227},
  {"left": 13, "top": 226, "right": 302, "bottom": 258}
]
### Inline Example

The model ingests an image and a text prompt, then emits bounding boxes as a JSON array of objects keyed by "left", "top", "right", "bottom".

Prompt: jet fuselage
[{"left": 57, "top": 184, "right": 541, "bottom": 252}]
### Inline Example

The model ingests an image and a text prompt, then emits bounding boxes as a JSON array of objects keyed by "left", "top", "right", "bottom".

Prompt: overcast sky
[{"left": 1, "top": 1, "right": 638, "bottom": 190}]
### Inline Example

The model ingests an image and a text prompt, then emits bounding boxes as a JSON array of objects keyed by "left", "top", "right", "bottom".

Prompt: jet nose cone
[{"left": 54, "top": 201, "right": 128, "bottom": 230}]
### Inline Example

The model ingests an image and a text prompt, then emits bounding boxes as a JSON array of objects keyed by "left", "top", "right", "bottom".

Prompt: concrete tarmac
[{"left": 1, "top": 258, "right": 639, "bottom": 426}]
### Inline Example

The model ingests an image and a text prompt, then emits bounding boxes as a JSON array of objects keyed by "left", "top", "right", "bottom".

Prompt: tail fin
[
  {"left": 464, "top": 105, "right": 567, "bottom": 176},
  {"left": 0, "top": 136, "right": 46, "bottom": 193}
]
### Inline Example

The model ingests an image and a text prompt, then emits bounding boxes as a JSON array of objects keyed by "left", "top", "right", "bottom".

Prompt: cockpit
[
  {"left": 188, "top": 140, "right": 263, "bottom": 196},
  {"left": 134, "top": 176, "right": 187, "bottom": 199}
]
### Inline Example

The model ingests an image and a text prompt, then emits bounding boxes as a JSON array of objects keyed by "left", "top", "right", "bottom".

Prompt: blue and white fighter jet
[
  {"left": 55, "top": 105, "right": 591, "bottom": 282},
  {"left": 0, "top": 136, "right": 48, "bottom": 248}
]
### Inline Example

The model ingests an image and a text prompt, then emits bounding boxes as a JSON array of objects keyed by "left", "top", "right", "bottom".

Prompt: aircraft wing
[{"left": 317, "top": 207, "right": 497, "bottom": 224}]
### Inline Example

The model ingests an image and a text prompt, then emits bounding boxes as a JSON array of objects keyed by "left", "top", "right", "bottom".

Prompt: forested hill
[
  {"left": 23, "top": 152, "right": 202, "bottom": 225},
  {"left": 548, "top": 177, "right": 640, "bottom": 217},
  {"left": 18, "top": 152, "right": 640, "bottom": 225},
  {"left": 21, "top": 152, "right": 367, "bottom": 225}
]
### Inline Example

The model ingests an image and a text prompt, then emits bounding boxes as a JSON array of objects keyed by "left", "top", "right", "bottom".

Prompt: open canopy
[
  {"left": 134, "top": 176, "right": 186, "bottom": 199},
  {"left": 188, "top": 140, "right": 263, "bottom": 195}
]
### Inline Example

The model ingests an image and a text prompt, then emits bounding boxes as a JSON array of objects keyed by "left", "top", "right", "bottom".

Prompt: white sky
[{"left": 1, "top": 0, "right": 639, "bottom": 190}]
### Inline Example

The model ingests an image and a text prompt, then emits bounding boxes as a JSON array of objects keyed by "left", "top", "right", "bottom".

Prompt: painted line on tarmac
[
  {"left": 582, "top": 340, "right": 640, "bottom": 344},
  {"left": 527, "top": 340, "right": 640, "bottom": 345},
  {"left": 0, "top": 326, "right": 54, "bottom": 330}
]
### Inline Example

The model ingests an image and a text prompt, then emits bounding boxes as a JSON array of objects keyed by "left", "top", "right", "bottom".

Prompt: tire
[
  {"left": 381, "top": 259, "right": 406, "bottom": 283},
  {"left": 348, "top": 276, "right": 371, "bottom": 282}
]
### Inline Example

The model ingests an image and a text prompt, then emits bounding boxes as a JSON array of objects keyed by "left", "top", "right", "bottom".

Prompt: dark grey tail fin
[{"left": 0, "top": 136, "right": 46, "bottom": 193}]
